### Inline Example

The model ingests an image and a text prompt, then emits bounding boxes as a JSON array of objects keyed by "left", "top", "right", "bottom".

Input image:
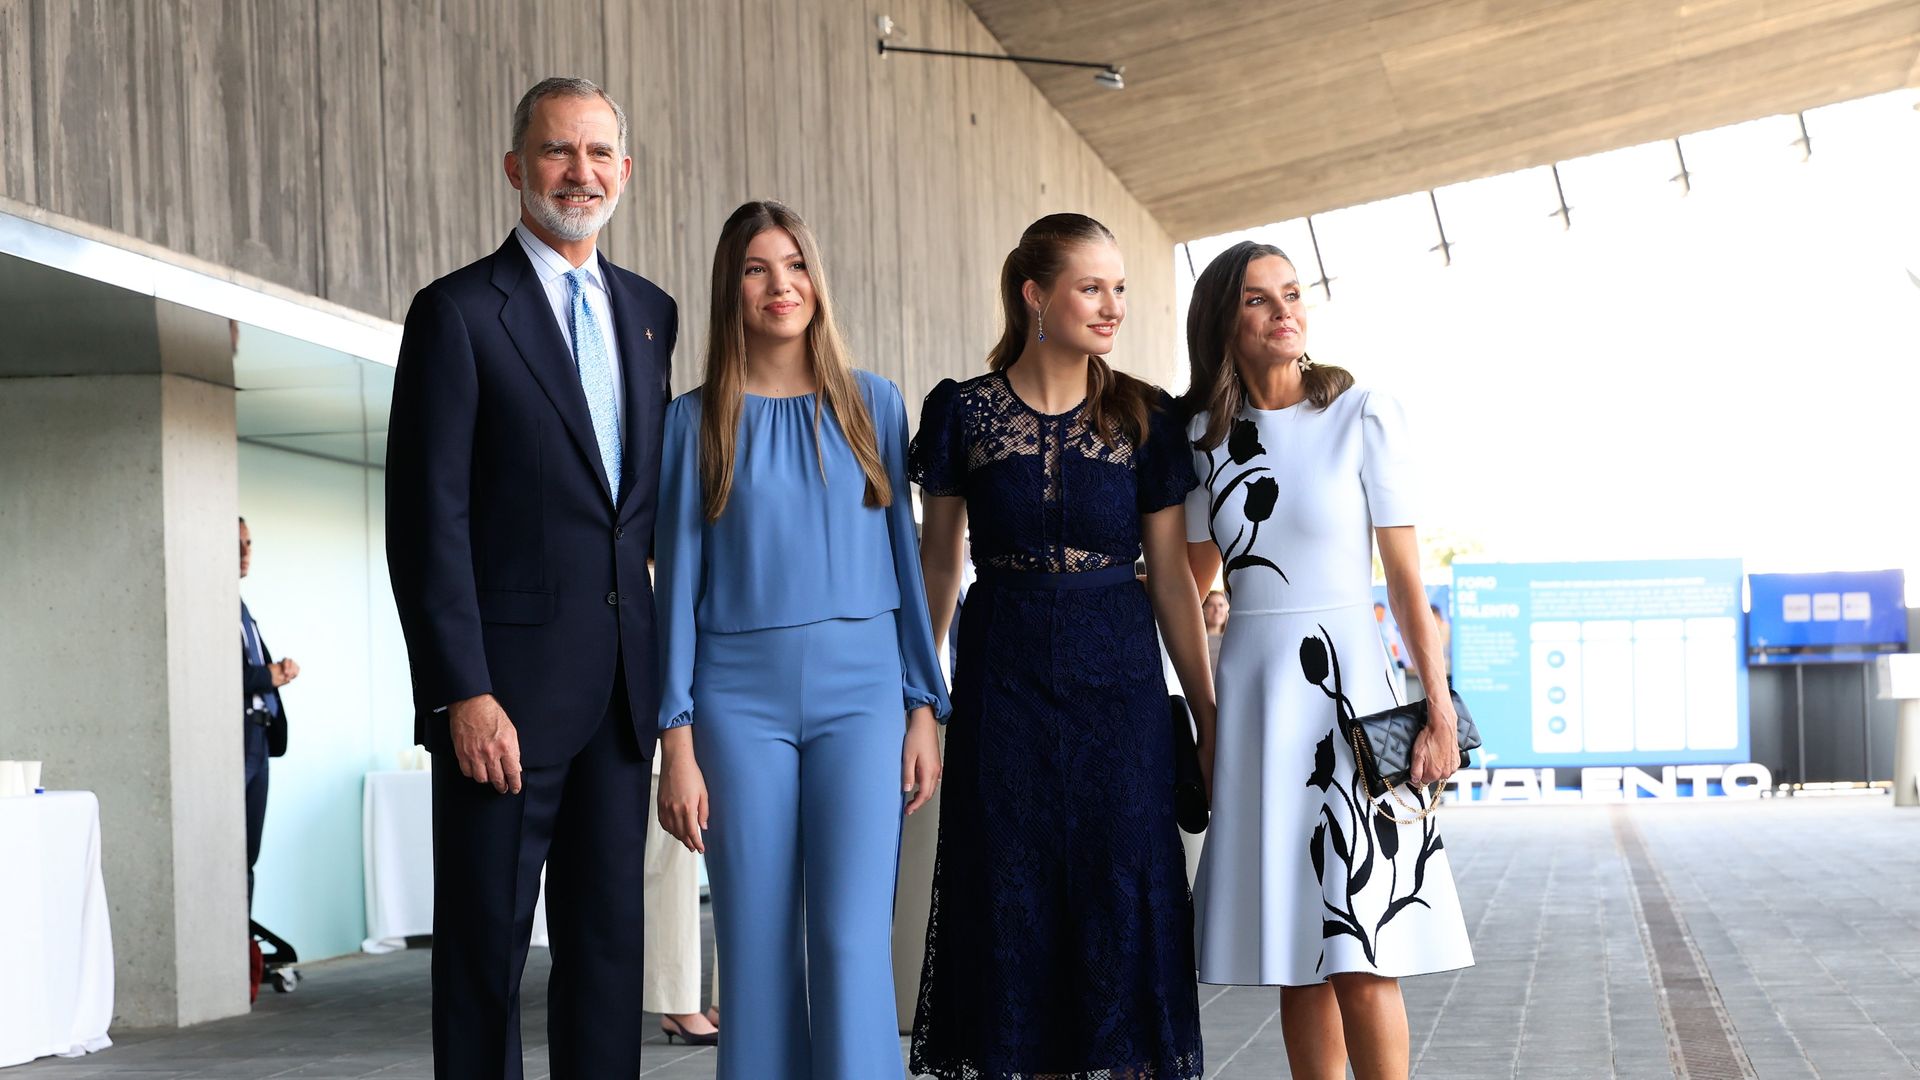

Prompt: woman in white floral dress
[{"left": 1181, "top": 241, "right": 1473, "bottom": 1080}]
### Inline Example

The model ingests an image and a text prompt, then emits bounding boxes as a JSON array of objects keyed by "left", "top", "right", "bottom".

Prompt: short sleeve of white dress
[
  {"left": 1184, "top": 413, "right": 1214, "bottom": 544},
  {"left": 1359, "top": 390, "right": 1419, "bottom": 528}
]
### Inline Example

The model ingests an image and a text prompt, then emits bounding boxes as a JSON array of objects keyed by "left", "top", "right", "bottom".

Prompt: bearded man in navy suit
[{"left": 386, "top": 76, "right": 675, "bottom": 1080}]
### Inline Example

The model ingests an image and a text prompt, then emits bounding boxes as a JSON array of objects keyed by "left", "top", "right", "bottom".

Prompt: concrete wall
[
  {"left": 0, "top": 0, "right": 1180, "bottom": 400},
  {"left": 237, "top": 442, "right": 413, "bottom": 961},
  {"left": 0, "top": 0, "right": 1182, "bottom": 1029},
  {"left": 0, "top": 371, "right": 244, "bottom": 1027}
]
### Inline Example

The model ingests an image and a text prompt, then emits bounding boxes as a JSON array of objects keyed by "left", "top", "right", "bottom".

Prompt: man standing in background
[{"left": 239, "top": 516, "right": 297, "bottom": 909}]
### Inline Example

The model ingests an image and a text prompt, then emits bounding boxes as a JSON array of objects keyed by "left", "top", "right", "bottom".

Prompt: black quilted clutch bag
[{"left": 1345, "top": 679, "right": 1481, "bottom": 804}]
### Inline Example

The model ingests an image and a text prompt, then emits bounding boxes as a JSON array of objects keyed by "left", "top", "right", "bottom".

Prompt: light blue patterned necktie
[{"left": 565, "top": 267, "right": 622, "bottom": 498}]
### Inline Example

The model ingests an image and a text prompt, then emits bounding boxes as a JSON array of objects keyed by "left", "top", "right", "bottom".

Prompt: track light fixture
[{"left": 877, "top": 15, "right": 1125, "bottom": 91}]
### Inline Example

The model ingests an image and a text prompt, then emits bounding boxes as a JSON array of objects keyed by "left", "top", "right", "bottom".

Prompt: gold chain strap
[{"left": 1349, "top": 724, "right": 1444, "bottom": 825}]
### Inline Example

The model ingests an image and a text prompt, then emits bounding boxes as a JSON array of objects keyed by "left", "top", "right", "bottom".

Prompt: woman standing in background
[{"left": 1203, "top": 588, "right": 1230, "bottom": 672}]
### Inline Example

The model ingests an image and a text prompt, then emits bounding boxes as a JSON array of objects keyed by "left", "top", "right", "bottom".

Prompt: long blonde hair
[{"left": 698, "top": 200, "right": 890, "bottom": 522}]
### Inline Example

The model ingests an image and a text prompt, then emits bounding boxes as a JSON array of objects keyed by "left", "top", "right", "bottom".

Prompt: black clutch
[
  {"left": 1170, "top": 695, "right": 1209, "bottom": 834},
  {"left": 1344, "top": 679, "right": 1481, "bottom": 805}
]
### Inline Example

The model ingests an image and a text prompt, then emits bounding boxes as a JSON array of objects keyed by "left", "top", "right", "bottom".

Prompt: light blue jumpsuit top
[{"left": 653, "top": 369, "right": 952, "bottom": 730}]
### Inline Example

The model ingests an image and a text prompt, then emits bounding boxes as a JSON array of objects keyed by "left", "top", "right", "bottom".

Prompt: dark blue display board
[
  {"left": 1747, "top": 570, "right": 1907, "bottom": 665},
  {"left": 1449, "top": 559, "right": 1749, "bottom": 769}
]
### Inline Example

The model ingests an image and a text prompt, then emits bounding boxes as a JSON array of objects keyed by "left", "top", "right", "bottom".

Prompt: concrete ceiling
[
  {"left": 0, "top": 252, "right": 389, "bottom": 468},
  {"left": 0, "top": 253, "right": 174, "bottom": 376},
  {"left": 235, "top": 324, "right": 391, "bottom": 468},
  {"left": 2, "top": 209, "right": 399, "bottom": 468},
  {"left": 963, "top": 0, "right": 1920, "bottom": 240}
]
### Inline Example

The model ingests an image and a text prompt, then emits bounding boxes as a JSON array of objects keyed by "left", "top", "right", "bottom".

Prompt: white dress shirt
[
  {"left": 514, "top": 223, "right": 626, "bottom": 439},
  {"left": 242, "top": 602, "right": 269, "bottom": 716}
]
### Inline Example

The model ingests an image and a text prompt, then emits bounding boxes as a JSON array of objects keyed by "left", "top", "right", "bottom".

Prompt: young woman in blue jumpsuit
[{"left": 652, "top": 199, "right": 950, "bottom": 1080}]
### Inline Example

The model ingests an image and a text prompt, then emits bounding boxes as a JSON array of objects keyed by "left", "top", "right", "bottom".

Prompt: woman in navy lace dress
[{"left": 908, "top": 214, "right": 1215, "bottom": 1080}]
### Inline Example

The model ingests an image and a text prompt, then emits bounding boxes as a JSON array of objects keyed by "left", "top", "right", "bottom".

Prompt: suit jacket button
[
  {"left": 615, "top": 526, "right": 625, "bottom": 540},
  {"left": 606, "top": 591, "right": 619, "bottom": 606}
]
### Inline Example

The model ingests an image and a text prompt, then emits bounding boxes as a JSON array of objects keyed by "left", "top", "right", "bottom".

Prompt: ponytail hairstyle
[
  {"left": 1180, "top": 240, "right": 1353, "bottom": 451},
  {"left": 988, "top": 213, "right": 1155, "bottom": 447},
  {"left": 698, "top": 200, "right": 891, "bottom": 522}
]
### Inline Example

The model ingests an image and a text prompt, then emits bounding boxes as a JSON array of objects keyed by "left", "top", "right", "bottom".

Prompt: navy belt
[{"left": 972, "top": 563, "right": 1137, "bottom": 591}]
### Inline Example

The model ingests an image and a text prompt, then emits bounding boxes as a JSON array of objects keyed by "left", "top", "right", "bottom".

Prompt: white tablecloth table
[
  {"left": 361, "top": 771, "right": 547, "bottom": 953},
  {"left": 0, "top": 792, "right": 114, "bottom": 1068}
]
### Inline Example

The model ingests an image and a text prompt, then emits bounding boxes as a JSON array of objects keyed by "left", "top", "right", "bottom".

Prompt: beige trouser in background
[
  {"left": 645, "top": 769, "right": 718, "bottom": 1015},
  {"left": 1181, "top": 825, "right": 1205, "bottom": 889},
  {"left": 891, "top": 726, "right": 946, "bottom": 1033}
]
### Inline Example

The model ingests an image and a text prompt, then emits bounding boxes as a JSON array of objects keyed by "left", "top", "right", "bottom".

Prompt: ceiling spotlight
[{"left": 1095, "top": 67, "right": 1125, "bottom": 91}]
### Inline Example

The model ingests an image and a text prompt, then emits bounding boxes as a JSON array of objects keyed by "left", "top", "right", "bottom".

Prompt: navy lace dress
[{"left": 908, "top": 370, "right": 1203, "bottom": 1080}]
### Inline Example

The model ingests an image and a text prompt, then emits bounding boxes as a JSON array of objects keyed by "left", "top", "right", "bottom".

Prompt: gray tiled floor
[{"left": 12, "top": 797, "right": 1920, "bottom": 1078}]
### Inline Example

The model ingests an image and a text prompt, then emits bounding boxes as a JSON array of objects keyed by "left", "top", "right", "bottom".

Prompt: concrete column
[
  {"left": 0, "top": 298, "right": 245, "bottom": 1026},
  {"left": 1894, "top": 702, "right": 1920, "bottom": 807}
]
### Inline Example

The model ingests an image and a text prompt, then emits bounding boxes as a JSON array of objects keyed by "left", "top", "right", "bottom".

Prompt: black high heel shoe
[{"left": 660, "top": 1014, "right": 719, "bottom": 1046}]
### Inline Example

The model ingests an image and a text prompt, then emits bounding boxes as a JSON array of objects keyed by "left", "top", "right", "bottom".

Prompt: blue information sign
[
  {"left": 1747, "top": 570, "right": 1906, "bottom": 665},
  {"left": 1449, "top": 559, "right": 1749, "bottom": 769}
]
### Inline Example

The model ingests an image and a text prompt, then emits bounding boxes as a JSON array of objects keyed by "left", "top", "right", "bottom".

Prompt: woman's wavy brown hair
[
  {"left": 698, "top": 200, "right": 890, "bottom": 521},
  {"left": 1179, "top": 241, "right": 1352, "bottom": 450},
  {"left": 987, "top": 213, "right": 1154, "bottom": 447}
]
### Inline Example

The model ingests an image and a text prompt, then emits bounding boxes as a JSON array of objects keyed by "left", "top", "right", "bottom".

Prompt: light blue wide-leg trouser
[{"left": 693, "top": 612, "right": 908, "bottom": 1080}]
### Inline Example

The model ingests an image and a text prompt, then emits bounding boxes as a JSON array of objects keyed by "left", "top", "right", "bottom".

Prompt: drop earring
[{"left": 1035, "top": 299, "right": 1051, "bottom": 343}]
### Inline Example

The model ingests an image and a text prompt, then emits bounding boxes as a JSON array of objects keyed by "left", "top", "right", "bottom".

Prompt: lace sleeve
[
  {"left": 907, "top": 378, "right": 965, "bottom": 497},
  {"left": 1136, "top": 392, "right": 1199, "bottom": 514}
]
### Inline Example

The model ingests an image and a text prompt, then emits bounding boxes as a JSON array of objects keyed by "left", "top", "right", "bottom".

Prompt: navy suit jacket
[
  {"left": 386, "top": 234, "right": 676, "bottom": 766},
  {"left": 242, "top": 615, "right": 289, "bottom": 758}
]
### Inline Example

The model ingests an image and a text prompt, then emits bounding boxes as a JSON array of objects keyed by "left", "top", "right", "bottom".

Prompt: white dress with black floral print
[{"left": 1186, "top": 388, "right": 1474, "bottom": 986}]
